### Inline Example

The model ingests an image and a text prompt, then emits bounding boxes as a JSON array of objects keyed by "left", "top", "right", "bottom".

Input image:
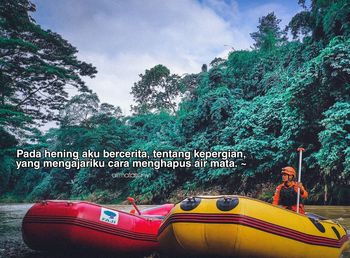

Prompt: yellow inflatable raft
[{"left": 158, "top": 196, "right": 349, "bottom": 258}]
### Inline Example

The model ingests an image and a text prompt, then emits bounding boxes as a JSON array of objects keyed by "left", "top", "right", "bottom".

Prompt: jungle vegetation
[{"left": 0, "top": 0, "right": 349, "bottom": 204}]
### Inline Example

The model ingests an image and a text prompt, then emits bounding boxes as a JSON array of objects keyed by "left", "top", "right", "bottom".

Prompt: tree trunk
[
  {"left": 324, "top": 182, "right": 328, "bottom": 204},
  {"left": 324, "top": 174, "right": 328, "bottom": 204}
]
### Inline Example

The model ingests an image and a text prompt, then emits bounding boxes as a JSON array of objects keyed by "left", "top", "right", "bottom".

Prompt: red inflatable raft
[{"left": 22, "top": 200, "right": 174, "bottom": 254}]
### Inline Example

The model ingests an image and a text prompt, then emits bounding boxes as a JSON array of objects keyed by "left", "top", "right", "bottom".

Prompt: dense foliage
[
  {"left": 131, "top": 64, "right": 185, "bottom": 114},
  {"left": 250, "top": 12, "right": 287, "bottom": 51},
  {"left": 1, "top": 0, "right": 349, "bottom": 204}
]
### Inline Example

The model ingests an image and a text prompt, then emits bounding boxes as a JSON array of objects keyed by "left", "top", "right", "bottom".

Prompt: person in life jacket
[{"left": 272, "top": 166, "right": 308, "bottom": 214}]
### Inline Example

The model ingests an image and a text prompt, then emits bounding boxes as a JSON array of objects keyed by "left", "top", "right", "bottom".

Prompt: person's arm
[
  {"left": 272, "top": 185, "right": 281, "bottom": 205},
  {"left": 296, "top": 182, "right": 308, "bottom": 199}
]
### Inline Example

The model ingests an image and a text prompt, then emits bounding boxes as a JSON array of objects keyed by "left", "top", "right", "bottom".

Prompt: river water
[
  {"left": 305, "top": 206, "right": 350, "bottom": 230},
  {"left": 0, "top": 204, "right": 349, "bottom": 257}
]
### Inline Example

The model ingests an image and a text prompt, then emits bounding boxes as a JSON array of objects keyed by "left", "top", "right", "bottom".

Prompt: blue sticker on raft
[
  {"left": 100, "top": 208, "right": 119, "bottom": 225},
  {"left": 104, "top": 210, "right": 117, "bottom": 219}
]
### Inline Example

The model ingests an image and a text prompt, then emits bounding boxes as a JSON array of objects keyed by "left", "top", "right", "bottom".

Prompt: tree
[
  {"left": 60, "top": 93, "right": 100, "bottom": 127},
  {"left": 210, "top": 57, "right": 225, "bottom": 68},
  {"left": 99, "top": 103, "right": 122, "bottom": 118},
  {"left": 25, "top": 98, "right": 129, "bottom": 200},
  {"left": 250, "top": 12, "right": 286, "bottom": 51},
  {"left": 316, "top": 102, "right": 350, "bottom": 204},
  {"left": 286, "top": 11, "right": 313, "bottom": 40},
  {"left": 131, "top": 64, "right": 184, "bottom": 114},
  {"left": 289, "top": 0, "right": 350, "bottom": 42},
  {"left": 60, "top": 93, "right": 122, "bottom": 127},
  {"left": 0, "top": 0, "right": 97, "bottom": 123}
]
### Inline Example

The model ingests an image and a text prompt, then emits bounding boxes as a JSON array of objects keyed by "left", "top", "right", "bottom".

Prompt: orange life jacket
[{"left": 272, "top": 182, "right": 308, "bottom": 214}]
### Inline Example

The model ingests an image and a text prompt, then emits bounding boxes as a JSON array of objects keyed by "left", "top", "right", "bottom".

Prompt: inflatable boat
[
  {"left": 22, "top": 200, "right": 173, "bottom": 254},
  {"left": 158, "top": 196, "right": 349, "bottom": 258}
]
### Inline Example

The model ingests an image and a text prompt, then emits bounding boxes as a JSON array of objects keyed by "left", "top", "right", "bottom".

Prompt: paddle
[
  {"left": 127, "top": 197, "right": 141, "bottom": 215},
  {"left": 296, "top": 148, "right": 305, "bottom": 213}
]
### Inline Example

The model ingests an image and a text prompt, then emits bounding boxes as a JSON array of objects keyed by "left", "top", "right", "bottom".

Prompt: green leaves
[
  {"left": 288, "top": 0, "right": 350, "bottom": 42},
  {"left": 287, "top": 11, "right": 313, "bottom": 40},
  {"left": 316, "top": 102, "right": 350, "bottom": 178},
  {"left": 250, "top": 12, "right": 287, "bottom": 51},
  {"left": 0, "top": 0, "right": 97, "bottom": 123},
  {"left": 131, "top": 64, "right": 185, "bottom": 114},
  {"left": 290, "top": 37, "right": 350, "bottom": 122}
]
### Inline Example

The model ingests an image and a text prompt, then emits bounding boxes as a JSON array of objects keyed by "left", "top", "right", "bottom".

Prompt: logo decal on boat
[{"left": 100, "top": 208, "right": 119, "bottom": 225}]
